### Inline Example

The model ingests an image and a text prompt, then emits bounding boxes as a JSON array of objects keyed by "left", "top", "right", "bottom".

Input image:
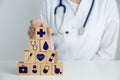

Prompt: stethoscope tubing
[
  {"left": 53, "top": 0, "right": 95, "bottom": 35},
  {"left": 83, "top": 0, "right": 95, "bottom": 28}
]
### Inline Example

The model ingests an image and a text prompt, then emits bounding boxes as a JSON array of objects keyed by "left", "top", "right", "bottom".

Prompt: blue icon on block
[
  {"left": 43, "top": 41, "right": 49, "bottom": 50},
  {"left": 36, "top": 54, "right": 45, "bottom": 61},
  {"left": 49, "top": 53, "right": 55, "bottom": 62},
  {"left": 54, "top": 65, "right": 62, "bottom": 74},
  {"left": 19, "top": 65, "right": 28, "bottom": 73},
  {"left": 43, "top": 65, "right": 50, "bottom": 74},
  {"left": 37, "top": 29, "right": 46, "bottom": 37},
  {"left": 32, "top": 65, "right": 37, "bottom": 73}
]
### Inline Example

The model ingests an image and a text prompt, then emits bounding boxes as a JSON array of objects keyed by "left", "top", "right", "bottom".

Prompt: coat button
[
  {"left": 51, "top": 33, "right": 55, "bottom": 36},
  {"left": 65, "top": 31, "right": 69, "bottom": 34}
]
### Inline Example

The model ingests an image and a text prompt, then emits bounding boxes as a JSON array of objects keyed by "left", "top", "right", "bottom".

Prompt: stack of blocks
[{"left": 17, "top": 24, "right": 63, "bottom": 76}]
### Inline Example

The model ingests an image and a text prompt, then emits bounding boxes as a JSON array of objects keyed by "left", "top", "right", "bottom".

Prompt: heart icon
[{"left": 36, "top": 54, "right": 45, "bottom": 61}]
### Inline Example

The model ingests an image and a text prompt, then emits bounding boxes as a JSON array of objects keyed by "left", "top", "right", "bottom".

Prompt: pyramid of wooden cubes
[{"left": 17, "top": 24, "right": 63, "bottom": 76}]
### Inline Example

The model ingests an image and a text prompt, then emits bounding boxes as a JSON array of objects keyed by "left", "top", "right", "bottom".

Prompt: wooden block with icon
[
  {"left": 51, "top": 62, "right": 63, "bottom": 76},
  {"left": 40, "top": 39, "right": 52, "bottom": 51},
  {"left": 29, "top": 63, "right": 40, "bottom": 75},
  {"left": 35, "top": 52, "right": 47, "bottom": 63},
  {"left": 41, "top": 63, "right": 52, "bottom": 75},
  {"left": 46, "top": 50, "right": 58, "bottom": 63},
  {"left": 35, "top": 27, "right": 48, "bottom": 40},
  {"left": 24, "top": 50, "right": 35, "bottom": 63},
  {"left": 17, "top": 61, "right": 30, "bottom": 75},
  {"left": 28, "top": 39, "right": 40, "bottom": 52}
]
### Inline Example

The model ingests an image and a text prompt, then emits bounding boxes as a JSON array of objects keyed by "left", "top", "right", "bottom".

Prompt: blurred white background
[{"left": 0, "top": 0, "right": 120, "bottom": 60}]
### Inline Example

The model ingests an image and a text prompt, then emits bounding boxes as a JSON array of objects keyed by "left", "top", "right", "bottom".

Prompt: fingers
[
  {"left": 28, "top": 26, "right": 35, "bottom": 39},
  {"left": 30, "top": 19, "right": 42, "bottom": 27},
  {"left": 47, "top": 27, "right": 52, "bottom": 36}
]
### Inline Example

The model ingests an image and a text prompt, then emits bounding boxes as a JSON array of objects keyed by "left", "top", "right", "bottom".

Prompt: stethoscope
[
  {"left": 30, "top": 41, "right": 38, "bottom": 51},
  {"left": 52, "top": 0, "right": 95, "bottom": 36}
]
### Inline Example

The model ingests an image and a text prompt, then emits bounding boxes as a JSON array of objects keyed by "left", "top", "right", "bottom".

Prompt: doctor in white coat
[{"left": 28, "top": 0, "right": 119, "bottom": 60}]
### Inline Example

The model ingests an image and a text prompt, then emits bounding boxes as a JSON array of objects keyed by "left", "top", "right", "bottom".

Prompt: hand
[{"left": 28, "top": 18, "right": 52, "bottom": 39}]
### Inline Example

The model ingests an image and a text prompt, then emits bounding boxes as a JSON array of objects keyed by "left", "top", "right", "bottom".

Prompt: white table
[{"left": 0, "top": 61, "right": 120, "bottom": 80}]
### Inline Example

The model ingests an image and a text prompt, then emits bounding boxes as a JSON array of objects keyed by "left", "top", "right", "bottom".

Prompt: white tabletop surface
[{"left": 0, "top": 61, "right": 120, "bottom": 80}]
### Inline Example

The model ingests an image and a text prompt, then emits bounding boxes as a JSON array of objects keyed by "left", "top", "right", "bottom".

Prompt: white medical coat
[{"left": 39, "top": 0, "right": 119, "bottom": 60}]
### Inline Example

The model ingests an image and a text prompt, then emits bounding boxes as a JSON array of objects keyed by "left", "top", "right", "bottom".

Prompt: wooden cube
[
  {"left": 51, "top": 62, "right": 63, "bottom": 76},
  {"left": 18, "top": 61, "right": 30, "bottom": 75},
  {"left": 35, "top": 52, "right": 46, "bottom": 63},
  {"left": 46, "top": 50, "right": 58, "bottom": 63},
  {"left": 29, "top": 63, "right": 40, "bottom": 75},
  {"left": 40, "top": 39, "right": 52, "bottom": 51},
  {"left": 41, "top": 63, "right": 52, "bottom": 75},
  {"left": 35, "top": 27, "right": 47, "bottom": 39},
  {"left": 24, "top": 50, "right": 35, "bottom": 63},
  {"left": 28, "top": 39, "right": 40, "bottom": 52}
]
